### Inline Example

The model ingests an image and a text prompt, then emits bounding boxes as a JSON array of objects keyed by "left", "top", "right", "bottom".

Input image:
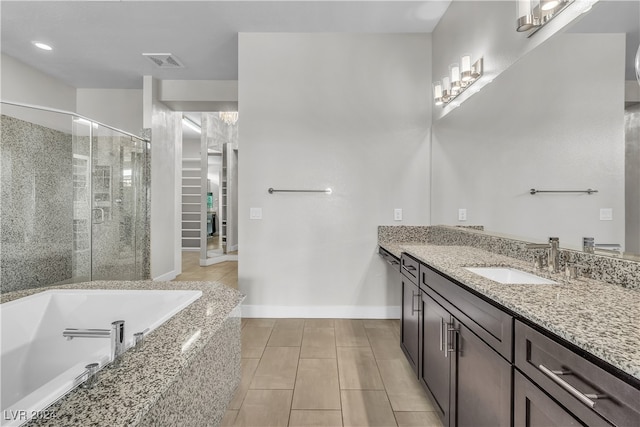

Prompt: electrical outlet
[
  {"left": 458, "top": 208, "right": 467, "bottom": 221},
  {"left": 394, "top": 209, "right": 403, "bottom": 221},
  {"left": 599, "top": 208, "right": 612, "bottom": 221},
  {"left": 250, "top": 207, "right": 262, "bottom": 220}
]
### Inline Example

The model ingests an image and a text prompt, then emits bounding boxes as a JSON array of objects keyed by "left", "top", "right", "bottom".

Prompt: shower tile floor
[{"left": 174, "top": 254, "right": 441, "bottom": 427}]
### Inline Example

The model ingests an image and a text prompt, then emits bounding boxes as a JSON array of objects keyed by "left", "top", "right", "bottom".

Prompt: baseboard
[
  {"left": 181, "top": 247, "right": 200, "bottom": 252},
  {"left": 241, "top": 305, "right": 401, "bottom": 319},
  {"left": 201, "top": 255, "right": 239, "bottom": 266},
  {"left": 229, "top": 244, "right": 238, "bottom": 252},
  {"left": 153, "top": 270, "right": 177, "bottom": 281}
]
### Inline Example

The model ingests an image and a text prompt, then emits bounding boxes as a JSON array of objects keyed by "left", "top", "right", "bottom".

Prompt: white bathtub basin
[
  {"left": 464, "top": 267, "right": 558, "bottom": 285},
  {"left": 0, "top": 289, "right": 202, "bottom": 427}
]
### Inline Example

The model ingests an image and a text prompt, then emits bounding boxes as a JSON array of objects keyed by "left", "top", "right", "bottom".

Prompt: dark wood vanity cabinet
[
  {"left": 515, "top": 321, "right": 640, "bottom": 427},
  {"left": 394, "top": 254, "right": 639, "bottom": 427},
  {"left": 420, "top": 266, "right": 512, "bottom": 427},
  {"left": 420, "top": 290, "right": 452, "bottom": 425},
  {"left": 400, "top": 254, "right": 421, "bottom": 374}
]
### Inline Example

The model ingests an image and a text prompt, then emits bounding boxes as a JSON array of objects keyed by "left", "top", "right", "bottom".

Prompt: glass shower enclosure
[{"left": 0, "top": 101, "right": 149, "bottom": 293}]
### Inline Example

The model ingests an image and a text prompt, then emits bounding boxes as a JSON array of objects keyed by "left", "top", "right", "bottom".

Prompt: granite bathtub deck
[
  {"left": 1, "top": 280, "right": 244, "bottom": 427},
  {"left": 381, "top": 242, "right": 640, "bottom": 382}
]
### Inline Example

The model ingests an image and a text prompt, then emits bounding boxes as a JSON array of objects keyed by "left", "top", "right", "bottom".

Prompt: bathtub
[{"left": 0, "top": 289, "right": 202, "bottom": 427}]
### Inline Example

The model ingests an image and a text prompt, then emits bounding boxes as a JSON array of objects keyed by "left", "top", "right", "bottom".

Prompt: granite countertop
[
  {"left": 380, "top": 242, "right": 640, "bottom": 382},
  {"left": 1, "top": 280, "right": 244, "bottom": 426}
]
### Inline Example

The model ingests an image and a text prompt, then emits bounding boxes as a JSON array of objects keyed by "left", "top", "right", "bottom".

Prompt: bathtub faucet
[{"left": 63, "top": 320, "right": 126, "bottom": 365}]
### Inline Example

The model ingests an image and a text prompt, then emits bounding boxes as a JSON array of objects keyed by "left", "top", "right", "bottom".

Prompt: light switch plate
[
  {"left": 250, "top": 207, "right": 262, "bottom": 220},
  {"left": 599, "top": 208, "right": 613, "bottom": 221},
  {"left": 394, "top": 209, "right": 403, "bottom": 221},
  {"left": 458, "top": 208, "right": 467, "bottom": 221}
]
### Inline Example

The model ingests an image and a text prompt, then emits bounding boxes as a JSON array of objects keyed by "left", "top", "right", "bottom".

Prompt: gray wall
[
  {"left": 238, "top": 33, "right": 431, "bottom": 317},
  {"left": 1, "top": 115, "right": 73, "bottom": 293}
]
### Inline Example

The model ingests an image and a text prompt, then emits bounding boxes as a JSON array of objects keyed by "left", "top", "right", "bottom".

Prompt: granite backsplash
[{"left": 379, "top": 225, "right": 640, "bottom": 290}]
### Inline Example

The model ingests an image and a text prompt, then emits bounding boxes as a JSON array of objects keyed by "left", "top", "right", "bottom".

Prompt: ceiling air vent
[{"left": 142, "top": 53, "right": 184, "bottom": 68}]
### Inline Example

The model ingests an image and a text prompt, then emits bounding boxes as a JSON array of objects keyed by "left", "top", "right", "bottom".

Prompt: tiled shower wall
[
  {"left": 1, "top": 115, "right": 74, "bottom": 293},
  {"left": 1, "top": 116, "right": 151, "bottom": 294}
]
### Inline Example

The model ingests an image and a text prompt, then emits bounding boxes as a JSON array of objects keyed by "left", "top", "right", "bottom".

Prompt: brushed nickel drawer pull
[
  {"left": 538, "top": 364, "right": 605, "bottom": 408},
  {"left": 404, "top": 264, "right": 417, "bottom": 271},
  {"left": 444, "top": 323, "right": 458, "bottom": 358},
  {"left": 411, "top": 292, "right": 421, "bottom": 315},
  {"left": 439, "top": 317, "right": 444, "bottom": 351}
]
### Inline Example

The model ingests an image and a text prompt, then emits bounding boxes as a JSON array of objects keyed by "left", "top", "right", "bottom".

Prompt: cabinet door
[
  {"left": 421, "top": 291, "right": 452, "bottom": 427},
  {"left": 514, "top": 371, "right": 585, "bottom": 427},
  {"left": 401, "top": 279, "right": 420, "bottom": 373},
  {"left": 455, "top": 320, "right": 511, "bottom": 427}
]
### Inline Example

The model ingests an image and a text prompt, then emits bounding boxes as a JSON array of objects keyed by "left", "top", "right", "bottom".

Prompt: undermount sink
[{"left": 464, "top": 267, "right": 558, "bottom": 285}]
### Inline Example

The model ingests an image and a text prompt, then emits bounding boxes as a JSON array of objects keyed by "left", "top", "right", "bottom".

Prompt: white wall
[
  {"left": 238, "top": 33, "right": 431, "bottom": 318},
  {"left": 1, "top": 54, "right": 76, "bottom": 111},
  {"left": 160, "top": 80, "right": 238, "bottom": 112},
  {"left": 183, "top": 138, "right": 201, "bottom": 158},
  {"left": 431, "top": 0, "right": 598, "bottom": 120},
  {"left": 0, "top": 54, "right": 76, "bottom": 130},
  {"left": 144, "top": 76, "right": 182, "bottom": 280},
  {"left": 431, "top": 33, "right": 625, "bottom": 250},
  {"left": 76, "top": 89, "right": 143, "bottom": 136}
]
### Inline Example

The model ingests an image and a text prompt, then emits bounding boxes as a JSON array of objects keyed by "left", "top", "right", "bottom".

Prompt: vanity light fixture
[
  {"left": 433, "top": 81, "right": 443, "bottom": 106},
  {"left": 516, "top": 0, "right": 573, "bottom": 37},
  {"left": 433, "top": 56, "right": 483, "bottom": 107},
  {"left": 461, "top": 55, "right": 472, "bottom": 82}
]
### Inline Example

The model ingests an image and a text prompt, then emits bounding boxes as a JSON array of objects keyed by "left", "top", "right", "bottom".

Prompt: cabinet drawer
[
  {"left": 421, "top": 265, "right": 513, "bottom": 361},
  {"left": 379, "top": 247, "right": 400, "bottom": 271},
  {"left": 515, "top": 321, "right": 640, "bottom": 427},
  {"left": 401, "top": 253, "right": 419, "bottom": 285},
  {"left": 514, "top": 370, "right": 603, "bottom": 427}
]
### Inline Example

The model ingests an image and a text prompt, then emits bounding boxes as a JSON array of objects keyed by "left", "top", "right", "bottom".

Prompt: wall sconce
[
  {"left": 433, "top": 56, "right": 483, "bottom": 107},
  {"left": 516, "top": 0, "right": 573, "bottom": 36}
]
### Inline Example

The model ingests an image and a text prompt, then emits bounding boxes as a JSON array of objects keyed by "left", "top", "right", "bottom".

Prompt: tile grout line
[
  {"left": 333, "top": 320, "right": 346, "bottom": 427},
  {"left": 365, "top": 322, "right": 399, "bottom": 427}
]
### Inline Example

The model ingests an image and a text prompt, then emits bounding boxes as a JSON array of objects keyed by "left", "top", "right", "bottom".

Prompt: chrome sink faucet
[
  {"left": 525, "top": 237, "right": 560, "bottom": 273},
  {"left": 63, "top": 320, "right": 126, "bottom": 366},
  {"left": 548, "top": 237, "right": 560, "bottom": 273}
]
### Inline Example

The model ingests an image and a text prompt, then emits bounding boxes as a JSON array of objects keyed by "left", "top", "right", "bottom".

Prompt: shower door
[
  {"left": 89, "top": 126, "right": 145, "bottom": 280},
  {"left": 71, "top": 116, "right": 147, "bottom": 283}
]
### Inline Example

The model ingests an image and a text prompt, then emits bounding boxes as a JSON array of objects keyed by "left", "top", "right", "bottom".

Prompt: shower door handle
[{"left": 92, "top": 208, "right": 105, "bottom": 224}]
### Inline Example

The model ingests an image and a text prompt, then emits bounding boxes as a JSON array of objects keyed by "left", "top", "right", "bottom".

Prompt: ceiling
[{"left": 1, "top": 1, "right": 451, "bottom": 89}]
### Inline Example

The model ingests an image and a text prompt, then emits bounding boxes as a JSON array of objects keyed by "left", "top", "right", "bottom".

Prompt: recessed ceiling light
[{"left": 32, "top": 41, "right": 53, "bottom": 51}]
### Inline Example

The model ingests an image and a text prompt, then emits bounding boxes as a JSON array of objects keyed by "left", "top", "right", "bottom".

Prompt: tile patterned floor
[{"left": 174, "top": 253, "right": 442, "bottom": 427}]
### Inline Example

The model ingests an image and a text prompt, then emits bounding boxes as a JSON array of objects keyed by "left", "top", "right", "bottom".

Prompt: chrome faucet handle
[
  {"left": 547, "top": 237, "right": 560, "bottom": 274},
  {"left": 583, "top": 237, "right": 595, "bottom": 253},
  {"left": 565, "top": 262, "right": 590, "bottom": 279},
  {"left": 132, "top": 331, "right": 145, "bottom": 352},
  {"left": 79, "top": 363, "right": 100, "bottom": 389},
  {"left": 533, "top": 254, "right": 547, "bottom": 270},
  {"left": 110, "top": 320, "right": 125, "bottom": 368},
  {"left": 525, "top": 243, "right": 550, "bottom": 269}
]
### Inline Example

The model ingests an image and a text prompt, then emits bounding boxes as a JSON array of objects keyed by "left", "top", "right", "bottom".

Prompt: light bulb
[
  {"left": 541, "top": 0, "right": 560, "bottom": 11},
  {"left": 461, "top": 55, "right": 472, "bottom": 82}
]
